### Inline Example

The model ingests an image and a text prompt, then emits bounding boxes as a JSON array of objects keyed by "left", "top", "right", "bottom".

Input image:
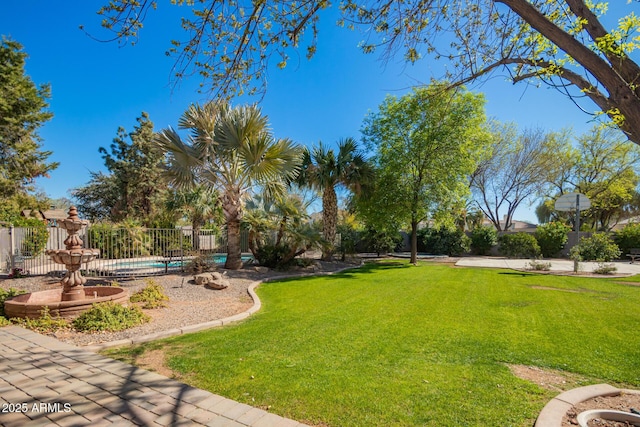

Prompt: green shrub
[
  {"left": 15, "top": 217, "right": 49, "bottom": 257},
  {"left": 526, "top": 260, "right": 552, "bottom": 271},
  {"left": 115, "top": 220, "right": 152, "bottom": 258},
  {"left": 469, "top": 226, "right": 497, "bottom": 255},
  {"left": 593, "top": 262, "right": 617, "bottom": 275},
  {"left": 337, "top": 224, "right": 359, "bottom": 261},
  {"left": 11, "top": 307, "right": 69, "bottom": 333},
  {"left": 0, "top": 316, "right": 11, "bottom": 327},
  {"left": 293, "top": 257, "right": 315, "bottom": 268},
  {"left": 255, "top": 243, "right": 294, "bottom": 270},
  {"left": 149, "top": 230, "right": 192, "bottom": 256},
  {"left": 614, "top": 223, "right": 640, "bottom": 258},
  {"left": 418, "top": 227, "right": 470, "bottom": 256},
  {"left": 87, "top": 222, "right": 188, "bottom": 259},
  {"left": 569, "top": 233, "right": 621, "bottom": 262},
  {"left": 130, "top": 280, "right": 169, "bottom": 309},
  {"left": 498, "top": 233, "right": 541, "bottom": 258},
  {"left": 7, "top": 267, "right": 28, "bottom": 278},
  {"left": 535, "top": 222, "right": 571, "bottom": 258},
  {"left": 85, "top": 223, "right": 121, "bottom": 259},
  {"left": 73, "top": 302, "right": 150, "bottom": 332},
  {"left": 0, "top": 288, "right": 26, "bottom": 317},
  {"left": 360, "top": 228, "right": 403, "bottom": 255}
]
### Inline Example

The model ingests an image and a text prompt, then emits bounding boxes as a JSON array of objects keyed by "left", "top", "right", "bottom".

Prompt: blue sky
[{"left": 1, "top": 2, "right": 633, "bottom": 223}]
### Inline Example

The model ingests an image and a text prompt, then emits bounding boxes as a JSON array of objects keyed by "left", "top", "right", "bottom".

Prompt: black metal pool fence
[{"left": 0, "top": 226, "right": 250, "bottom": 277}]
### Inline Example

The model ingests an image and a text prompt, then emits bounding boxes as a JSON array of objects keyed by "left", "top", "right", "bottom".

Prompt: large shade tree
[
  {"left": 297, "top": 138, "right": 372, "bottom": 261},
  {"left": 71, "top": 171, "right": 120, "bottom": 221},
  {"left": 99, "top": 112, "right": 165, "bottom": 221},
  {"left": 72, "top": 113, "right": 166, "bottom": 223},
  {"left": 95, "top": 2, "right": 640, "bottom": 144},
  {"left": 359, "top": 83, "right": 491, "bottom": 264},
  {"left": 470, "top": 122, "right": 569, "bottom": 231},
  {"left": 539, "top": 126, "right": 640, "bottom": 231},
  {"left": 0, "top": 37, "right": 58, "bottom": 220},
  {"left": 154, "top": 102, "right": 303, "bottom": 269}
]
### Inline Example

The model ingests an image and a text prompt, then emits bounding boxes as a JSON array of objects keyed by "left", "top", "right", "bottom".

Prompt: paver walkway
[{"left": 0, "top": 326, "right": 309, "bottom": 427}]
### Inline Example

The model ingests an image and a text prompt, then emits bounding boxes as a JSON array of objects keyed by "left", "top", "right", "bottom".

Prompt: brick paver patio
[{"left": 0, "top": 326, "right": 309, "bottom": 427}]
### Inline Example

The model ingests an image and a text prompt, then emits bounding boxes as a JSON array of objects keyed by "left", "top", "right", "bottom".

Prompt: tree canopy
[
  {"left": 470, "top": 123, "right": 569, "bottom": 231},
  {"left": 99, "top": 112, "right": 166, "bottom": 220},
  {"left": 72, "top": 113, "right": 166, "bottom": 222},
  {"left": 0, "top": 37, "right": 57, "bottom": 217},
  {"left": 358, "top": 83, "right": 490, "bottom": 263},
  {"left": 540, "top": 126, "right": 640, "bottom": 230},
  {"left": 297, "top": 138, "right": 372, "bottom": 260},
  {"left": 95, "top": 1, "right": 640, "bottom": 144},
  {"left": 154, "top": 102, "right": 303, "bottom": 269}
]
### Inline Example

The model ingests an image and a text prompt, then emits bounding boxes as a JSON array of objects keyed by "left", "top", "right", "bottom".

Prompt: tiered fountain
[{"left": 4, "top": 206, "right": 129, "bottom": 319}]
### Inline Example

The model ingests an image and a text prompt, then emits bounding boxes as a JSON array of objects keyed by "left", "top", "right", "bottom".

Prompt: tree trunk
[
  {"left": 410, "top": 220, "right": 418, "bottom": 265},
  {"left": 192, "top": 215, "right": 203, "bottom": 251},
  {"left": 223, "top": 189, "right": 243, "bottom": 270},
  {"left": 322, "top": 186, "right": 338, "bottom": 261},
  {"left": 225, "top": 219, "right": 243, "bottom": 269},
  {"left": 192, "top": 226, "right": 200, "bottom": 251},
  {"left": 276, "top": 216, "right": 287, "bottom": 246},
  {"left": 496, "top": 0, "right": 640, "bottom": 146},
  {"left": 248, "top": 229, "right": 257, "bottom": 257}
]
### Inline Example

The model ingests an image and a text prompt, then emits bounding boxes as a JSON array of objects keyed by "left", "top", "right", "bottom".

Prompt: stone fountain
[{"left": 4, "top": 206, "right": 129, "bottom": 319}]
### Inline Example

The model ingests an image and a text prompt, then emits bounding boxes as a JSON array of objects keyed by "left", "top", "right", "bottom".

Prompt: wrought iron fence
[{"left": 0, "top": 226, "right": 249, "bottom": 278}]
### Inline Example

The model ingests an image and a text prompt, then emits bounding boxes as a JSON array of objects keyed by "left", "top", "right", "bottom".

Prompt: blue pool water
[{"left": 116, "top": 254, "right": 253, "bottom": 269}]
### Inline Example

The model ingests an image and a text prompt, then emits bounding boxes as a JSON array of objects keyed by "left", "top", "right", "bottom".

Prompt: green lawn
[{"left": 104, "top": 261, "right": 640, "bottom": 426}]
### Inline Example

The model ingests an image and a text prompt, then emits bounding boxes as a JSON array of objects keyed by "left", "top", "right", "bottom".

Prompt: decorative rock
[
  {"left": 206, "top": 279, "right": 229, "bottom": 290},
  {"left": 194, "top": 273, "right": 211, "bottom": 286},
  {"left": 254, "top": 266, "right": 269, "bottom": 273},
  {"left": 194, "top": 272, "right": 229, "bottom": 289}
]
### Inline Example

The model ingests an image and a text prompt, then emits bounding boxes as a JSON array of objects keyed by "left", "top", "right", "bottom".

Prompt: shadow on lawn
[
  {"left": 316, "top": 260, "right": 411, "bottom": 280},
  {"left": 498, "top": 271, "right": 536, "bottom": 277},
  {"left": 270, "top": 260, "right": 411, "bottom": 283}
]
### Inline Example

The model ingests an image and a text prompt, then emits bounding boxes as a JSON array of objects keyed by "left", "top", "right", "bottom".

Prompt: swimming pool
[{"left": 113, "top": 254, "right": 254, "bottom": 269}]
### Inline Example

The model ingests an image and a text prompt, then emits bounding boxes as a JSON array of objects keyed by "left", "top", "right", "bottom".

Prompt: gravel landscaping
[{"left": 0, "top": 260, "right": 357, "bottom": 347}]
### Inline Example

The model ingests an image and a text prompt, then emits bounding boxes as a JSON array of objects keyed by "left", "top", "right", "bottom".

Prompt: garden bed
[{"left": 0, "top": 260, "right": 355, "bottom": 346}]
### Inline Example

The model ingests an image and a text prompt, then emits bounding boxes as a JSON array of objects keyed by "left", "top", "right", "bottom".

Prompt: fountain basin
[
  {"left": 46, "top": 249, "right": 99, "bottom": 265},
  {"left": 4, "top": 286, "right": 129, "bottom": 319},
  {"left": 577, "top": 410, "right": 640, "bottom": 427}
]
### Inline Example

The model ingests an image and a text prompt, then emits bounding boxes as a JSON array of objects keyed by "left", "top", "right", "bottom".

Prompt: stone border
[
  {"left": 534, "top": 384, "right": 640, "bottom": 426},
  {"left": 85, "top": 263, "right": 362, "bottom": 352}
]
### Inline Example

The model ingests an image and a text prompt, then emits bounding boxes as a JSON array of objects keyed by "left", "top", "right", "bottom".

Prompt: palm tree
[
  {"left": 298, "top": 137, "right": 372, "bottom": 261},
  {"left": 165, "top": 185, "right": 221, "bottom": 250},
  {"left": 243, "top": 192, "right": 277, "bottom": 255},
  {"left": 243, "top": 191, "right": 324, "bottom": 267},
  {"left": 154, "top": 102, "right": 303, "bottom": 269}
]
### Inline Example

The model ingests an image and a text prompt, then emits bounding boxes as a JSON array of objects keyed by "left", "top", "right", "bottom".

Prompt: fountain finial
[{"left": 67, "top": 206, "right": 80, "bottom": 221}]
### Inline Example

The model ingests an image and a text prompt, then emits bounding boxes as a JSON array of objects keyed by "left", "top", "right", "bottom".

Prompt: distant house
[
  {"left": 482, "top": 215, "right": 538, "bottom": 232},
  {"left": 21, "top": 208, "right": 68, "bottom": 227},
  {"left": 507, "top": 219, "right": 538, "bottom": 232},
  {"left": 611, "top": 216, "right": 640, "bottom": 231}
]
